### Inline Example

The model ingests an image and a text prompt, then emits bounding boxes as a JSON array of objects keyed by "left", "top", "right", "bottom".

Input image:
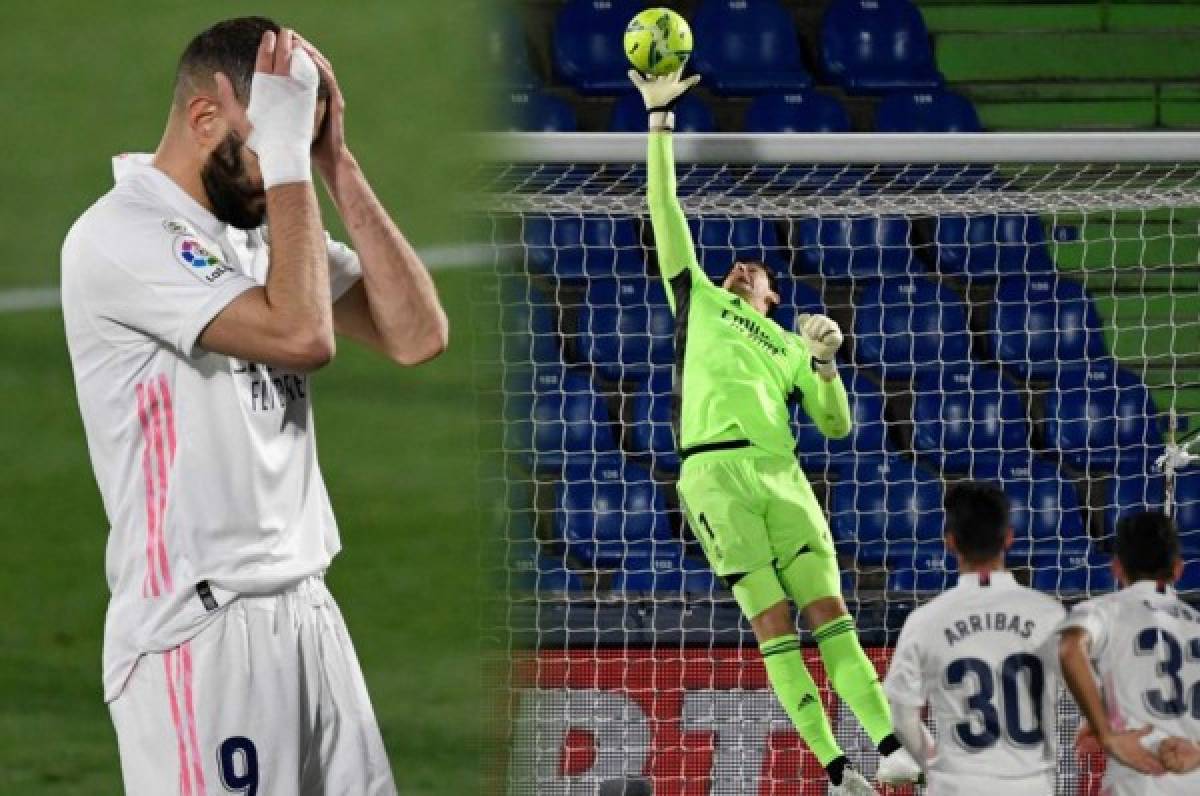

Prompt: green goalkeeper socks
[
  {"left": 814, "top": 616, "right": 894, "bottom": 746},
  {"left": 759, "top": 634, "right": 843, "bottom": 766}
]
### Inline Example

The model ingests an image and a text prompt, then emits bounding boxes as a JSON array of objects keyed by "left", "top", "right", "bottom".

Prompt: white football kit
[
  {"left": 884, "top": 571, "right": 1066, "bottom": 796},
  {"left": 1061, "top": 581, "right": 1200, "bottom": 796},
  {"left": 62, "top": 154, "right": 396, "bottom": 794}
]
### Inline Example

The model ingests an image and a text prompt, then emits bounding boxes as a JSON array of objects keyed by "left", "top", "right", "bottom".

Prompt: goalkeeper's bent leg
[
  {"left": 777, "top": 554, "right": 898, "bottom": 750},
  {"left": 734, "top": 568, "right": 845, "bottom": 769},
  {"left": 811, "top": 613, "right": 896, "bottom": 748}
]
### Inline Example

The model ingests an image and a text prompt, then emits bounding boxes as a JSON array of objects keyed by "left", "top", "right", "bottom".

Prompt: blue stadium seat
[
  {"left": 875, "top": 90, "right": 982, "bottom": 133},
  {"left": 1179, "top": 555, "right": 1200, "bottom": 592},
  {"left": 504, "top": 90, "right": 577, "bottom": 132},
  {"left": 911, "top": 366, "right": 1029, "bottom": 472},
  {"left": 609, "top": 92, "right": 717, "bottom": 133},
  {"left": 527, "top": 368, "right": 618, "bottom": 466},
  {"left": 853, "top": 277, "right": 971, "bottom": 379},
  {"left": 690, "top": 0, "right": 812, "bottom": 95},
  {"left": 1103, "top": 472, "right": 1168, "bottom": 538},
  {"left": 892, "top": 544, "right": 958, "bottom": 575},
  {"left": 795, "top": 368, "right": 892, "bottom": 473},
  {"left": 770, "top": 279, "right": 825, "bottom": 342},
  {"left": 500, "top": 282, "right": 561, "bottom": 366},
  {"left": 793, "top": 216, "right": 918, "bottom": 279},
  {"left": 1177, "top": 470, "right": 1200, "bottom": 544},
  {"left": 820, "top": 0, "right": 942, "bottom": 94},
  {"left": 930, "top": 214, "right": 1055, "bottom": 280},
  {"left": 487, "top": 11, "right": 537, "bottom": 90},
  {"left": 611, "top": 544, "right": 721, "bottom": 595},
  {"left": 688, "top": 217, "right": 791, "bottom": 278},
  {"left": 523, "top": 215, "right": 646, "bottom": 280},
  {"left": 744, "top": 91, "right": 851, "bottom": 133},
  {"left": 1031, "top": 552, "right": 1115, "bottom": 594},
  {"left": 888, "top": 566, "right": 957, "bottom": 592},
  {"left": 829, "top": 455, "right": 945, "bottom": 548},
  {"left": 627, "top": 369, "right": 677, "bottom": 467},
  {"left": 989, "top": 455, "right": 1088, "bottom": 553},
  {"left": 555, "top": 463, "right": 672, "bottom": 565},
  {"left": 574, "top": 278, "right": 675, "bottom": 380},
  {"left": 553, "top": 0, "right": 643, "bottom": 94},
  {"left": 1043, "top": 360, "right": 1163, "bottom": 474},
  {"left": 511, "top": 541, "right": 586, "bottom": 592},
  {"left": 990, "top": 276, "right": 1107, "bottom": 380}
]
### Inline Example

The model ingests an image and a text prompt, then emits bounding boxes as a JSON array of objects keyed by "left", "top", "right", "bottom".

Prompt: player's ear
[
  {"left": 944, "top": 531, "right": 958, "bottom": 557},
  {"left": 1003, "top": 527, "right": 1014, "bottom": 551},
  {"left": 1174, "top": 558, "right": 1185, "bottom": 584},
  {"left": 1112, "top": 558, "right": 1127, "bottom": 588},
  {"left": 185, "top": 92, "right": 226, "bottom": 147}
]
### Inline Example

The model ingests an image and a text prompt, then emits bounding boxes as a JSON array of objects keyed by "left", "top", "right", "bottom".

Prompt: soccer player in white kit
[
  {"left": 60, "top": 17, "right": 447, "bottom": 795},
  {"left": 1059, "top": 511, "right": 1200, "bottom": 795},
  {"left": 883, "top": 482, "right": 1066, "bottom": 796}
]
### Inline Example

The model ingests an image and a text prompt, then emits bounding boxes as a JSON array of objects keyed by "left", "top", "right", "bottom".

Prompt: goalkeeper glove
[
  {"left": 627, "top": 68, "right": 701, "bottom": 132},
  {"left": 797, "top": 314, "right": 843, "bottom": 379}
]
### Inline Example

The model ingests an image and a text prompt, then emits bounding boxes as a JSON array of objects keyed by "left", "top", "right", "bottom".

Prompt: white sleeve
[
  {"left": 326, "top": 233, "right": 362, "bottom": 301},
  {"left": 891, "top": 702, "right": 934, "bottom": 771},
  {"left": 72, "top": 213, "right": 257, "bottom": 357},
  {"left": 1059, "top": 598, "right": 1110, "bottom": 662},
  {"left": 884, "top": 616, "right": 927, "bottom": 708}
]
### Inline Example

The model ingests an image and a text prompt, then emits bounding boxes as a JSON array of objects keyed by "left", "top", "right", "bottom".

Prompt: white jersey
[
  {"left": 62, "top": 154, "right": 362, "bottom": 702},
  {"left": 884, "top": 571, "right": 1065, "bottom": 796},
  {"left": 1061, "top": 581, "right": 1200, "bottom": 796}
]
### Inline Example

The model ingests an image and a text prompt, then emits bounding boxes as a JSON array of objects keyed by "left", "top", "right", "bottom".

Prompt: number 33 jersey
[
  {"left": 1062, "top": 581, "right": 1200, "bottom": 795},
  {"left": 884, "top": 571, "right": 1066, "bottom": 795}
]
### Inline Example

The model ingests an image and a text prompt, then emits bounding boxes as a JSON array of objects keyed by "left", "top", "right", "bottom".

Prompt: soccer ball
[{"left": 624, "top": 8, "right": 692, "bottom": 76}]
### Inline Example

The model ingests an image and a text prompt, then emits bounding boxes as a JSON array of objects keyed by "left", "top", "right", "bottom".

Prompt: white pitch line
[
  {"left": 0, "top": 244, "right": 493, "bottom": 314},
  {"left": 0, "top": 287, "right": 60, "bottom": 313}
]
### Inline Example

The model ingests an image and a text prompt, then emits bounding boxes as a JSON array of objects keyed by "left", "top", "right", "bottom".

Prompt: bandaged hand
[{"left": 245, "top": 31, "right": 320, "bottom": 188}]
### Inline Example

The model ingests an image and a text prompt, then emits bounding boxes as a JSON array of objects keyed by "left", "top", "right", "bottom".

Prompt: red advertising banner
[{"left": 509, "top": 647, "right": 1106, "bottom": 795}]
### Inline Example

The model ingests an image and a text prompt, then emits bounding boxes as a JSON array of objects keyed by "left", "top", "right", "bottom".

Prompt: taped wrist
[
  {"left": 245, "top": 49, "right": 319, "bottom": 188},
  {"left": 648, "top": 110, "right": 675, "bottom": 132}
]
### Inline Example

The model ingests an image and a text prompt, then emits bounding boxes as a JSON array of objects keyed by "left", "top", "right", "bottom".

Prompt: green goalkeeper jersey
[{"left": 646, "top": 132, "right": 853, "bottom": 458}]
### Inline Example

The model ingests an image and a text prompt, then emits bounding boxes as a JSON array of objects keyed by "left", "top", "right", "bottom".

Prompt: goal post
[{"left": 482, "top": 132, "right": 1200, "bottom": 795}]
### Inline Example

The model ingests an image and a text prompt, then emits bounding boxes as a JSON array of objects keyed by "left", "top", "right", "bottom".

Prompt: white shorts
[{"left": 108, "top": 577, "right": 396, "bottom": 795}]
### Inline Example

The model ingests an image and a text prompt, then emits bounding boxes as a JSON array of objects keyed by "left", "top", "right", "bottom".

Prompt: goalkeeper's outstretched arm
[
  {"left": 630, "top": 68, "right": 702, "bottom": 313},
  {"left": 795, "top": 314, "right": 853, "bottom": 439}
]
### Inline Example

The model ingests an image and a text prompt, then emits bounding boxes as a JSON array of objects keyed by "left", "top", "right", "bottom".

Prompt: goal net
[{"left": 480, "top": 133, "right": 1200, "bottom": 795}]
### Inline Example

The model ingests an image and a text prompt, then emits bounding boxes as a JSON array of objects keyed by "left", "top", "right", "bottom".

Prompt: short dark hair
[
  {"left": 722, "top": 260, "right": 779, "bottom": 295},
  {"left": 174, "top": 16, "right": 328, "bottom": 106},
  {"left": 944, "top": 480, "right": 1010, "bottom": 564},
  {"left": 1115, "top": 511, "right": 1179, "bottom": 582}
]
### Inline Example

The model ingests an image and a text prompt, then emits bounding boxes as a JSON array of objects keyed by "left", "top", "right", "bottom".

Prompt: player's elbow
[
  {"left": 823, "top": 418, "right": 852, "bottom": 440},
  {"left": 285, "top": 331, "right": 337, "bottom": 372},
  {"left": 387, "top": 313, "right": 449, "bottom": 366},
  {"left": 1058, "top": 629, "right": 1087, "bottom": 666}
]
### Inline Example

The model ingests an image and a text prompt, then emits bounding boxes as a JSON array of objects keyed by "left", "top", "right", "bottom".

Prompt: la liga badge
[{"left": 173, "top": 235, "right": 235, "bottom": 285}]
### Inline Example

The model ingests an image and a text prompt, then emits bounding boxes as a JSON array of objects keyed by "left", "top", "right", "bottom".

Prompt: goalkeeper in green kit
[{"left": 629, "top": 68, "right": 921, "bottom": 795}]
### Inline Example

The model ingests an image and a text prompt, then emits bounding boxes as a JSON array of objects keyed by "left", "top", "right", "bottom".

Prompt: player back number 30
[{"left": 944, "top": 653, "right": 1046, "bottom": 750}]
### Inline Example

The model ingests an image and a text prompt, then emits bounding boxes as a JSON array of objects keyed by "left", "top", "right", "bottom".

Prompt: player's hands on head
[
  {"left": 293, "top": 34, "right": 352, "bottom": 186},
  {"left": 1101, "top": 726, "right": 1167, "bottom": 776},
  {"left": 217, "top": 28, "right": 320, "bottom": 190},
  {"left": 627, "top": 67, "right": 700, "bottom": 113},
  {"left": 1160, "top": 737, "right": 1200, "bottom": 774}
]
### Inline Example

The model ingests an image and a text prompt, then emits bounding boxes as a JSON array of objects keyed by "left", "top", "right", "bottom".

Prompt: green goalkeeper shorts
[{"left": 677, "top": 448, "right": 841, "bottom": 618}]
